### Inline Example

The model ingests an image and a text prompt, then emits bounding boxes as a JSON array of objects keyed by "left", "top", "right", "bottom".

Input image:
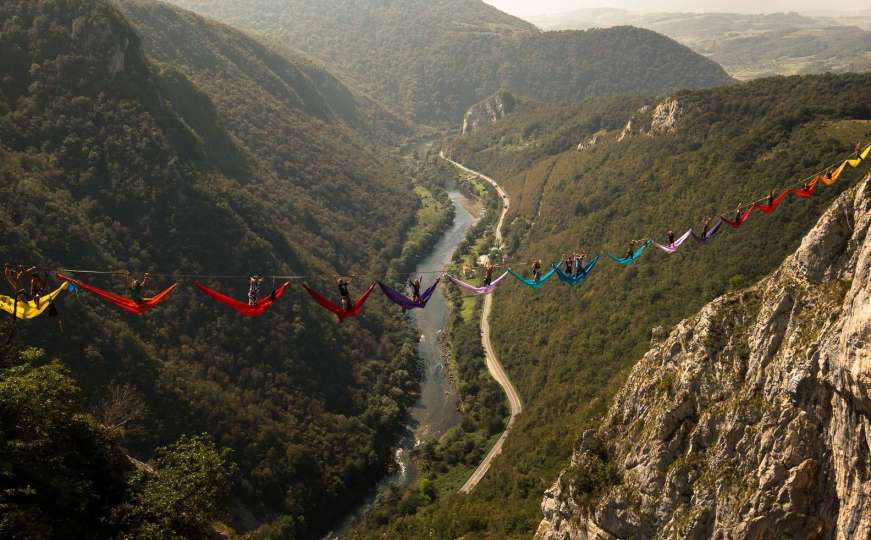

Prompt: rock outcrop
[
  {"left": 462, "top": 91, "right": 515, "bottom": 135},
  {"left": 537, "top": 173, "right": 871, "bottom": 539}
]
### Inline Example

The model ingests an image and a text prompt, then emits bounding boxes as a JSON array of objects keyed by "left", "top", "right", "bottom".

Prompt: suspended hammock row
[{"left": 1, "top": 145, "right": 868, "bottom": 323}]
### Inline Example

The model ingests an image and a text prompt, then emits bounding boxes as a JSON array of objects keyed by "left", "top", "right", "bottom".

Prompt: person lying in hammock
[
  {"left": 531, "top": 259, "right": 543, "bottom": 281},
  {"left": 30, "top": 271, "right": 45, "bottom": 309},
  {"left": 409, "top": 276, "right": 422, "bottom": 303},
  {"left": 574, "top": 252, "right": 587, "bottom": 276},
  {"left": 248, "top": 276, "right": 263, "bottom": 306},
  {"left": 336, "top": 276, "right": 353, "bottom": 311},
  {"left": 127, "top": 272, "right": 150, "bottom": 303}
]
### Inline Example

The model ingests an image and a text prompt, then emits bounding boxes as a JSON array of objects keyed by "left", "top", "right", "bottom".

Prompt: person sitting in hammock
[
  {"left": 5, "top": 264, "right": 33, "bottom": 300},
  {"left": 409, "top": 276, "right": 422, "bottom": 303},
  {"left": 766, "top": 190, "right": 775, "bottom": 208},
  {"left": 531, "top": 260, "right": 543, "bottom": 282},
  {"left": 336, "top": 276, "right": 353, "bottom": 311},
  {"left": 731, "top": 203, "right": 743, "bottom": 223},
  {"left": 482, "top": 264, "right": 495, "bottom": 287},
  {"left": 856, "top": 141, "right": 864, "bottom": 156},
  {"left": 248, "top": 276, "right": 263, "bottom": 306},
  {"left": 563, "top": 254, "right": 574, "bottom": 275},
  {"left": 574, "top": 252, "right": 586, "bottom": 276},
  {"left": 127, "top": 272, "right": 150, "bottom": 304},
  {"left": 667, "top": 230, "right": 675, "bottom": 246},
  {"left": 30, "top": 271, "right": 46, "bottom": 309},
  {"left": 701, "top": 217, "right": 712, "bottom": 238},
  {"left": 626, "top": 240, "right": 638, "bottom": 260}
]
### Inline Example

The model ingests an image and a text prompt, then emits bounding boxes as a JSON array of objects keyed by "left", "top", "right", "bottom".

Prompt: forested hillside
[
  {"left": 0, "top": 0, "right": 424, "bottom": 537},
  {"left": 529, "top": 9, "right": 871, "bottom": 80},
  {"left": 351, "top": 74, "right": 871, "bottom": 537},
  {"left": 164, "top": 0, "right": 733, "bottom": 123}
]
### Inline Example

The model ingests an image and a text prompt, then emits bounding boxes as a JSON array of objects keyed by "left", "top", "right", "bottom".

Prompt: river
[{"left": 328, "top": 189, "right": 479, "bottom": 538}]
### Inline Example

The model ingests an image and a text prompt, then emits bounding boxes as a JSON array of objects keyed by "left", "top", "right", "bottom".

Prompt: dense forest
[
  {"left": 350, "top": 73, "right": 871, "bottom": 537},
  {"left": 0, "top": 0, "right": 429, "bottom": 537},
  {"left": 163, "top": 0, "right": 733, "bottom": 123}
]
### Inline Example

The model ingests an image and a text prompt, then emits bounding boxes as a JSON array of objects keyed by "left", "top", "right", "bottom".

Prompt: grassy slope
[{"left": 352, "top": 73, "right": 871, "bottom": 538}]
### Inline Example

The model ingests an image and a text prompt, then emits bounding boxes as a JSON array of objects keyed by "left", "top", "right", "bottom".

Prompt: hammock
[
  {"left": 755, "top": 189, "right": 791, "bottom": 214},
  {"left": 379, "top": 278, "right": 441, "bottom": 311},
  {"left": 0, "top": 282, "right": 68, "bottom": 319},
  {"left": 448, "top": 272, "right": 509, "bottom": 295},
  {"left": 608, "top": 241, "right": 652, "bottom": 267},
  {"left": 821, "top": 162, "right": 847, "bottom": 186},
  {"left": 653, "top": 230, "right": 694, "bottom": 253},
  {"left": 553, "top": 257, "right": 600, "bottom": 287},
  {"left": 507, "top": 267, "right": 556, "bottom": 289},
  {"left": 790, "top": 179, "right": 819, "bottom": 199},
  {"left": 692, "top": 220, "right": 724, "bottom": 244},
  {"left": 845, "top": 144, "right": 870, "bottom": 168},
  {"left": 193, "top": 281, "right": 290, "bottom": 317},
  {"left": 303, "top": 282, "right": 376, "bottom": 322},
  {"left": 57, "top": 274, "right": 177, "bottom": 315},
  {"left": 722, "top": 207, "right": 757, "bottom": 229}
]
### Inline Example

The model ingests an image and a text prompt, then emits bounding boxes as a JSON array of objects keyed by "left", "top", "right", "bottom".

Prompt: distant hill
[
  {"left": 165, "top": 0, "right": 733, "bottom": 123},
  {"left": 1, "top": 0, "right": 423, "bottom": 537},
  {"left": 528, "top": 9, "right": 871, "bottom": 80}
]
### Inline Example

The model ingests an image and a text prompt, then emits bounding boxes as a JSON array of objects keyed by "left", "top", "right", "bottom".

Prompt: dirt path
[{"left": 440, "top": 152, "right": 523, "bottom": 494}]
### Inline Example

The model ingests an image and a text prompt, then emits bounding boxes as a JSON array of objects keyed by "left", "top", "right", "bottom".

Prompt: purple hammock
[
  {"left": 379, "top": 277, "right": 441, "bottom": 312},
  {"left": 653, "top": 229, "right": 694, "bottom": 254},
  {"left": 692, "top": 219, "right": 724, "bottom": 244},
  {"left": 448, "top": 272, "right": 509, "bottom": 295}
]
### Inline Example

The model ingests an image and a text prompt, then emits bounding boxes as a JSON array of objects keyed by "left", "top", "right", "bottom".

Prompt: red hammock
[
  {"left": 790, "top": 178, "right": 819, "bottom": 199},
  {"left": 722, "top": 206, "right": 756, "bottom": 229},
  {"left": 755, "top": 189, "right": 791, "bottom": 214},
  {"left": 57, "top": 274, "right": 177, "bottom": 315},
  {"left": 302, "top": 282, "right": 376, "bottom": 322},
  {"left": 193, "top": 281, "right": 290, "bottom": 317}
]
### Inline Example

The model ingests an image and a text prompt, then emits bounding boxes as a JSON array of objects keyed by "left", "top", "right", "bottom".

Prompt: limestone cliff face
[
  {"left": 462, "top": 91, "right": 515, "bottom": 135},
  {"left": 537, "top": 173, "right": 871, "bottom": 540}
]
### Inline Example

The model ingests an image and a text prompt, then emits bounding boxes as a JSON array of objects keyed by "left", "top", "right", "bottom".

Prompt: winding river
[{"left": 329, "top": 189, "right": 479, "bottom": 538}]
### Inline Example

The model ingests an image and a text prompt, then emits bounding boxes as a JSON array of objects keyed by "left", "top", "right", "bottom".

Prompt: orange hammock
[
  {"left": 302, "top": 282, "right": 376, "bottom": 322},
  {"left": 57, "top": 274, "right": 177, "bottom": 315},
  {"left": 193, "top": 281, "right": 290, "bottom": 317}
]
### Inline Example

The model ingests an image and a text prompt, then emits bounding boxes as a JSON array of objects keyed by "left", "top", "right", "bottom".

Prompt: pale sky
[{"left": 483, "top": 0, "right": 859, "bottom": 17}]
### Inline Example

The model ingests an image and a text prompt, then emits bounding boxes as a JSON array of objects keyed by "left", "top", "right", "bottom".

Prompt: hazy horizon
[{"left": 483, "top": 0, "right": 864, "bottom": 17}]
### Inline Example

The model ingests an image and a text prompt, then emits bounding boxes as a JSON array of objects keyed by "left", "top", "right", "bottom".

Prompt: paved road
[{"left": 440, "top": 152, "right": 523, "bottom": 494}]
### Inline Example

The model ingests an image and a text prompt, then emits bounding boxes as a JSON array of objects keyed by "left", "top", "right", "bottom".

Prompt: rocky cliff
[
  {"left": 537, "top": 172, "right": 871, "bottom": 539},
  {"left": 462, "top": 91, "right": 516, "bottom": 134}
]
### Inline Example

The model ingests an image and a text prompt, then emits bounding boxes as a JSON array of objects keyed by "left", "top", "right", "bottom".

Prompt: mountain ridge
[{"left": 164, "top": 0, "right": 734, "bottom": 123}]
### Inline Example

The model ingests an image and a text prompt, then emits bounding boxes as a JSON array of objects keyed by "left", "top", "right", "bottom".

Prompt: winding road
[{"left": 440, "top": 152, "right": 523, "bottom": 494}]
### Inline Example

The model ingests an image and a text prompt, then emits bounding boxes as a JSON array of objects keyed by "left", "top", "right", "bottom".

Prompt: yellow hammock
[
  {"left": 0, "top": 282, "right": 69, "bottom": 319},
  {"left": 821, "top": 145, "right": 870, "bottom": 186}
]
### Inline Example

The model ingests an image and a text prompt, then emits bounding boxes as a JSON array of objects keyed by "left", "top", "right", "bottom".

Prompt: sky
[{"left": 482, "top": 0, "right": 859, "bottom": 17}]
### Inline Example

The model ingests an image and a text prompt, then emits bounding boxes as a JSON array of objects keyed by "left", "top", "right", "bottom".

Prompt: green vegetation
[
  {"left": 0, "top": 0, "right": 427, "bottom": 537},
  {"left": 0, "top": 346, "right": 236, "bottom": 538},
  {"left": 351, "top": 73, "right": 871, "bottom": 538},
  {"left": 164, "top": 0, "right": 733, "bottom": 123}
]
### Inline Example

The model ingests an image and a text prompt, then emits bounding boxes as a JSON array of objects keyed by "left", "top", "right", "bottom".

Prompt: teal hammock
[
  {"left": 553, "top": 256, "right": 600, "bottom": 287},
  {"left": 507, "top": 267, "right": 556, "bottom": 289},
  {"left": 608, "top": 241, "right": 652, "bottom": 267}
]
